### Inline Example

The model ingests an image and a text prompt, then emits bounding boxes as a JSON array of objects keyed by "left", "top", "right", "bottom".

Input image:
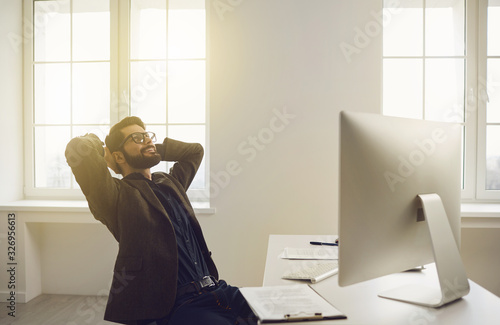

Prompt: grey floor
[{"left": 0, "top": 294, "right": 115, "bottom": 325}]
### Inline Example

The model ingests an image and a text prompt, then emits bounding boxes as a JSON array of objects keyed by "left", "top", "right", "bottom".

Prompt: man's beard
[{"left": 123, "top": 146, "right": 161, "bottom": 169}]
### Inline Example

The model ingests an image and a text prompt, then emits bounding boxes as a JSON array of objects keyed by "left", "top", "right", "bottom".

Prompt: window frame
[
  {"left": 23, "top": 0, "right": 211, "bottom": 202},
  {"left": 464, "top": 0, "right": 478, "bottom": 201},
  {"left": 382, "top": 0, "right": 500, "bottom": 203},
  {"left": 475, "top": 0, "right": 500, "bottom": 200}
]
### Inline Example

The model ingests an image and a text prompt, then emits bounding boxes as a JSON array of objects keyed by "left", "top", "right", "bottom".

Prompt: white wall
[
  {"left": 0, "top": 0, "right": 23, "bottom": 201},
  {"left": 0, "top": 0, "right": 384, "bottom": 299},
  {"left": 202, "top": 0, "right": 382, "bottom": 286},
  {"left": 0, "top": 0, "right": 24, "bottom": 299},
  {"left": 462, "top": 228, "right": 500, "bottom": 297},
  {"left": 40, "top": 223, "right": 117, "bottom": 295},
  {"left": 1, "top": 0, "right": 499, "bottom": 303}
]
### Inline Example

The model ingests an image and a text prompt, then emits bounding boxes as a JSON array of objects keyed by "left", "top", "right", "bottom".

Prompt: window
[
  {"left": 25, "top": 0, "right": 209, "bottom": 202},
  {"left": 383, "top": 0, "right": 500, "bottom": 201},
  {"left": 478, "top": 0, "right": 500, "bottom": 198}
]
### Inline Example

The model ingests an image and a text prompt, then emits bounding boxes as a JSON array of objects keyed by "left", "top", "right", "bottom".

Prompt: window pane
[
  {"left": 425, "top": 0, "right": 465, "bottom": 56},
  {"left": 34, "top": 63, "right": 71, "bottom": 124},
  {"left": 488, "top": 0, "right": 500, "bottom": 56},
  {"left": 461, "top": 125, "right": 465, "bottom": 189},
  {"left": 168, "top": 0, "right": 206, "bottom": 59},
  {"left": 130, "top": 0, "right": 167, "bottom": 60},
  {"left": 486, "top": 126, "right": 500, "bottom": 190},
  {"left": 34, "top": 0, "right": 70, "bottom": 62},
  {"left": 34, "top": 126, "right": 72, "bottom": 188},
  {"left": 487, "top": 59, "right": 500, "bottom": 123},
  {"left": 168, "top": 125, "right": 205, "bottom": 143},
  {"left": 148, "top": 125, "right": 168, "bottom": 174},
  {"left": 72, "top": 125, "right": 110, "bottom": 141},
  {"left": 130, "top": 61, "right": 167, "bottom": 124},
  {"left": 146, "top": 125, "right": 167, "bottom": 144},
  {"left": 72, "top": 0, "right": 110, "bottom": 61},
  {"left": 72, "top": 62, "right": 110, "bottom": 124},
  {"left": 383, "top": 0, "right": 423, "bottom": 57},
  {"left": 383, "top": 59, "right": 423, "bottom": 118},
  {"left": 168, "top": 60, "right": 206, "bottom": 124},
  {"left": 169, "top": 0, "right": 205, "bottom": 9},
  {"left": 168, "top": 125, "right": 205, "bottom": 189},
  {"left": 425, "top": 58, "right": 465, "bottom": 122}
]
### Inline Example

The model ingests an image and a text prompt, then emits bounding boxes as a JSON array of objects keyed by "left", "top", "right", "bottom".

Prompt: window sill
[
  {"left": 0, "top": 201, "right": 496, "bottom": 228},
  {"left": 0, "top": 200, "right": 216, "bottom": 216},
  {"left": 461, "top": 203, "right": 500, "bottom": 228}
]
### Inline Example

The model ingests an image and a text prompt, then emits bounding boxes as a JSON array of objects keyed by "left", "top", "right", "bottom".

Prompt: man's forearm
[
  {"left": 65, "top": 133, "right": 119, "bottom": 223},
  {"left": 156, "top": 137, "right": 204, "bottom": 190}
]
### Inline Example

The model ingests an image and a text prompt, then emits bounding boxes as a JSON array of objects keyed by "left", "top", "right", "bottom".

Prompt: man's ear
[{"left": 112, "top": 151, "right": 126, "bottom": 164}]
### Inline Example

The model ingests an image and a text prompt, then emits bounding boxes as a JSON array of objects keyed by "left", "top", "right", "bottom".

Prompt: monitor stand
[{"left": 378, "top": 193, "right": 470, "bottom": 307}]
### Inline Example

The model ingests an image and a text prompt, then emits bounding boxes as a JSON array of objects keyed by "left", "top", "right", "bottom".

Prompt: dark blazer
[{"left": 65, "top": 134, "right": 218, "bottom": 324}]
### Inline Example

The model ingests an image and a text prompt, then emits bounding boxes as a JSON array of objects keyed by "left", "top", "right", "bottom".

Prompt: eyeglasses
[{"left": 118, "top": 131, "right": 156, "bottom": 148}]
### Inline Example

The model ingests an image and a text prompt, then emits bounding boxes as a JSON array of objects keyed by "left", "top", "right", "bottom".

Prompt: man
[{"left": 65, "top": 116, "right": 257, "bottom": 325}]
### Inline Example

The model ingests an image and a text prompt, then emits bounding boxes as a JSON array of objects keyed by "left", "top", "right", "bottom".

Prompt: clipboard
[{"left": 239, "top": 284, "right": 347, "bottom": 323}]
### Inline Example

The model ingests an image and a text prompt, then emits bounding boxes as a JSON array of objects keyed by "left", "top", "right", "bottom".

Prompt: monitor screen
[{"left": 338, "top": 111, "right": 468, "bottom": 307}]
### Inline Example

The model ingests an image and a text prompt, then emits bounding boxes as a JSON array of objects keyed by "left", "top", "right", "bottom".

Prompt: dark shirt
[{"left": 124, "top": 173, "right": 210, "bottom": 286}]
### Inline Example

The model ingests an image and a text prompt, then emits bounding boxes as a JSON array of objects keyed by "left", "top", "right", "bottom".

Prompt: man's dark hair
[{"left": 105, "top": 116, "right": 146, "bottom": 153}]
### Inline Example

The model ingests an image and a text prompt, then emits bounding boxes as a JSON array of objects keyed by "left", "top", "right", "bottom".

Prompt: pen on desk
[{"left": 310, "top": 241, "right": 338, "bottom": 246}]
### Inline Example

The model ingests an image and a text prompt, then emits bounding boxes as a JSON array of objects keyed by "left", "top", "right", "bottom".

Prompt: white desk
[{"left": 262, "top": 235, "right": 500, "bottom": 325}]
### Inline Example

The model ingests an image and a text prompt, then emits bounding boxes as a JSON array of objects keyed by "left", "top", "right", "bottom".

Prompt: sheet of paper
[
  {"left": 240, "top": 284, "right": 346, "bottom": 322},
  {"left": 281, "top": 247, "right": 338, "bottom": 260}
]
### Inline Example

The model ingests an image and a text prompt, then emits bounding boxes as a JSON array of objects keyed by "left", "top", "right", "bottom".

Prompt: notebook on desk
[{"left": 240, "top": 284, "right": 346, "bottom": 323}]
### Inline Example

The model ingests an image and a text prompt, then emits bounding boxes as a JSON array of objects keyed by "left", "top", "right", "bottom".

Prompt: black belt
[{"left": 176, "top": 276, "right": 218, "bottom": 297}]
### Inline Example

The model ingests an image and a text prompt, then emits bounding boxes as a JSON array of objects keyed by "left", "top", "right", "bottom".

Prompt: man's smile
[{"left": 142, "top": 145, "right": 156, "bottom": 154}]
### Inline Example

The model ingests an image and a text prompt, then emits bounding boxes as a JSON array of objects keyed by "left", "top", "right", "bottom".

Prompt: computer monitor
[{"left": 338, "top": 111, "right": 469, "bottom": 307}]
